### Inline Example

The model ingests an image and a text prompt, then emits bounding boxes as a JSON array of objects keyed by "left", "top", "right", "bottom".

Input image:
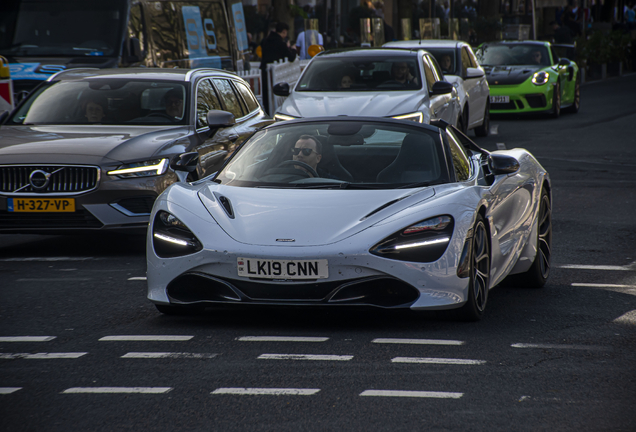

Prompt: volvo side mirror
[{"left": 206, "top": 110, "right": 236, "bottom": 128}]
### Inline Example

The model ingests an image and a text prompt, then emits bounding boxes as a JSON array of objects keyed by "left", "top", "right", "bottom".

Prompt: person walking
[{"left": 259, "top": 22, "right": 297, "bottom": 114}]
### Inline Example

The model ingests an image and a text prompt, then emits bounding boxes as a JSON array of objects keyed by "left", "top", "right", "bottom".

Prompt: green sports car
[{"left": 475, "top": 41, "right": 580, "bottom": 117}]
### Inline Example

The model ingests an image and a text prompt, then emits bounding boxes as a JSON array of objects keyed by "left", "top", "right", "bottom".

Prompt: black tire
[
  {"left": 452, "top": 214, "right": 491, "bottom": 321},
  {"left": 474, "top": 102, "right": 490, "bottom": 137},
  {"left": 550, "top": 83, "right": 561, "bottom": 118},
  {"left": 564, "top": 75, "right": 580, "bottom": 114},
  {"left": 456, "top": 113, "right": 464, "bottom": 133},
  {"left": 155, "top": 304, "right": 204, "bottom": 315},
  {"left": 505, "top": 188, "right": 552, "bottom": 288}
]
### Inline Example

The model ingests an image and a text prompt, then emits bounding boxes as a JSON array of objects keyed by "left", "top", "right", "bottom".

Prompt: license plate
[
  {"left": 490, "top": 96, "right": 510, "bottom": 103},
  {"left": 8, "top": 198, "right": 75, "bottom": 212},
  {"left": 237, "top": 257, "right": 329, "bottom": 280}
]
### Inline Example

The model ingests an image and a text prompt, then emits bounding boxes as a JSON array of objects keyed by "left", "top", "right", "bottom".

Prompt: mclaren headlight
[
  {"left": 152, "top": 210, "right": 203, "bottom": 258},
  {"left": 370, "top": 215, "right": 453, "bottom": 263},
  {"left": 108, "top": 158, "right": 169, "bottom": 178},
  {"left": 274, "top": 113, "right": 298, "bottom": 122},
  {"left": 531, "top": 71, "right": 549, "bottom": 85},
  {"left": 392, "top": 112, "right": 424, "bottom": 123}
]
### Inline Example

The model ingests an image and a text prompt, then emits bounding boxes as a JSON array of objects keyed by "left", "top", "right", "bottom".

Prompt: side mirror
[
  {"left": 170, "top": 152, "right": 199, "bottom": 173},
  {"left": 489, "top": 154, "right": 519, "bottom": 175},
  {"left": 206, "top": 110, "right": 235, "bottom": 128},
  {"left": 557, "top": 58, "right": 570, "bottom": 67},
  {"left": 125, "top": 38, "right": 142, "bottom": 64},
  {"left": 430, "top": 81, "right": 454, "bottom": 96},
  {"left": 465, "top": 67, "right": 485, "bottom": 79},
  {"left": 272, "top": 82, "right": 290, "bottom": 97}
]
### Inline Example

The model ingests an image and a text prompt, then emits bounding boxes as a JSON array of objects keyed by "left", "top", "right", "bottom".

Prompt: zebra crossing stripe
[{"left": 212, "top": 387, "right": 320, "bottom": 396}]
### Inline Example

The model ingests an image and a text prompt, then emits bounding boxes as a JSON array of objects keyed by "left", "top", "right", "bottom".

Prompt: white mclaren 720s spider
[{"left": 146, "top": 112, "right": 552, "bottom": 321}]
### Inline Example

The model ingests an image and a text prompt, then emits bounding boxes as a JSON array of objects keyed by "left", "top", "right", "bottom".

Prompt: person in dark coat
[{"left": 259, "top": 22, "right": 297, "bottom": 114}]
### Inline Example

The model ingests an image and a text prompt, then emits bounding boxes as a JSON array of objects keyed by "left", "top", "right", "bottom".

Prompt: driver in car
[
  {"left": 390, "top": 62, "right": 418, "bottom": 87},
  {"left": 291, "top": 135, "right": 322, "bottom": 176},
  {"left": 164, "top": 89, "right": 184, "bottom": 120}
]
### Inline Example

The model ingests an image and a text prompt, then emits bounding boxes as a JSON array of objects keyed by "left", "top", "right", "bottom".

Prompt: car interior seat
[
  {"left": 376, "top": 134, "right": 438, "bottom": 183},
  {"left": 317, "top": 136, "right": 354, "bottom": 182}
]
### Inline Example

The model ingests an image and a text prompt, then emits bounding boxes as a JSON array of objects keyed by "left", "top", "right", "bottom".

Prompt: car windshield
[
  {"left": 421, "top": 48, "right": 457, "bottom": 75},
  {"left": 476, "top": 44, "right": 551, "bottom": 67},
  {"left": 296, "top": 56, "right": 422, "bottom": 92},
  {"left": 215, "top": 121, "right": 448, "bottom": 189},
  {"left": 0, "top": 0, "right": 127, "bottom": 57},
  {"left": 8, "top": 79, "right": 189, "bottom": 126}
]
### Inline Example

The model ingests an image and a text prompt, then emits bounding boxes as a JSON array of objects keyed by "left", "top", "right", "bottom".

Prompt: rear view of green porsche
[{"left": 476, "top": 41, "right": 580, "bottom": 118}]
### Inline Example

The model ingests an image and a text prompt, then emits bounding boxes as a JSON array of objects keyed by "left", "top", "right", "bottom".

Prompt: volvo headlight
[
  {"left": 370, "top": 215, "right": 453, "bottom": 263},
  {"left": 392, "top": 112, "right": 424, "bottom": 123},
  {"left": 152, "top": 210, "right": 203, "bottom": 258},
  {"left": 108, "top": 158, "right": 169, "bottom": 178},
  {"left": 274, "top": 113, "right": 298, "bottom": 122},
  {"left": 531, "top": 71, "right": 549, "bottom": 85}
]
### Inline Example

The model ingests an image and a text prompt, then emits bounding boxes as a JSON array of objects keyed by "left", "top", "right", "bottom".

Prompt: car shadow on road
[{"left": 0, "top": 233, "right": 147, "bottom": 258}]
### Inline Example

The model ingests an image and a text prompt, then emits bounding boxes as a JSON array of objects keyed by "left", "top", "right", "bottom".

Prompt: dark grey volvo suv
[{"left": 0, "top": 68, "right": 272, "bottom": 233}]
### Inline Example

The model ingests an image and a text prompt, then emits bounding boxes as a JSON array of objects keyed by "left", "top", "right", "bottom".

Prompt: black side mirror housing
[
  {"left": 430, "top": 81, "right": 454, "bottom": 96},
  {"left": 170, "top": 152, "right": 199, "bottom": 173},
  {"left": 125, "top": 38, "right": 142, "bottom": 64},
  {"left": 273, "top": 82, "right": 290, "bottom": 97},
  {"left": 557, "top": 58, "right": 570, "bottom": 67},
  {"left": 206, "top": 110, "right": 235, "bottom": 128},
  {"left": 489, "top": 154, "right": 520, "bottom": 175}
]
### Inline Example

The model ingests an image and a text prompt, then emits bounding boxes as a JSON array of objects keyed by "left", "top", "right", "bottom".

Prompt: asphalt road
[{"left": 1, "top": 74, "right": 635, "bottom": 432}]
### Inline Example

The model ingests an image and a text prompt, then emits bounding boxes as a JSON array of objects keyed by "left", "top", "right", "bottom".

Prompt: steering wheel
[
  {"left": 276, "top": 160, "right": 319, "bottom": 178},
  {"left": 146, "top": 112, "right": 177, "bottom": 120}
]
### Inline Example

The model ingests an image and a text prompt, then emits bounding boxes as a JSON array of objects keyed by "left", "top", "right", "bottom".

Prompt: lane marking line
[
  {"left": 237, "top": 336, "right": 329, "bottom": 342},
  {"left": 511, "top": 343, "right": 608, "bottom": 351},
  {"left": 212, "top": 388, "right": 320, "bottom": 396},
  {"left": 496, "top": 142, "right": 506, "bottom": 150},
  {"left": 0, "top": 353, "right": 87, "bottom": 359},
  {"left": 559, "top": 264, "right": 636, "bottom": 271},
  {"left": 258, "top": 354, "right": 353, "bottom": 361},
  {"left": 0, "top": 257, "right": 99, "bottom": 262},
  {"left": 392, "top": 357, "right": 486, "bottom": 365},
  {"left": 99, "top": 336, "right": 193, "bottom": 341},
  {"left": 360, "top": 390, "right": 463, "bottom": 399},
  {"left": 122, "top": 352, "right": 219, "bottom": 359},
  {"left": 63, "top": 387, "right": 173, "bottom": 394},
  {"left": 17, "top": 278, "right": 92, "bottom": 282},
  {"left": 0, "top": 336, "right": 56, "bottom": 342},
  {"left": 490, "top": 124, "right": 499, "bottom": 135},
  {"left": 372, "top": 338, "right": 464, "bottom": 346},
  {"left": 127, "top": 277, "right": 147, "bottom": 281},
  {"left": 0, "top": 388, "right": 22, "bottom": 394},
  {"left": 572, "top": 283, "right": 636, "bottom": 289}
]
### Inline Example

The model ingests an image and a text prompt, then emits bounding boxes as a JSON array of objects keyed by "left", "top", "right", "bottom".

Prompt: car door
[
  {"left": 423, "top": 54, "right": 452, "bottom": 123},
  {"left": 461, "top": 46, "right": 484, "bottom": 128},
  {"left": 193, "top": 78, "right": 238, "bottom": 176},
  {"left": 230, "top": 79, "right": 274, "bottom": 140},
  {"left": 550, "top": 46, "right": 573, "bottom": 105}
]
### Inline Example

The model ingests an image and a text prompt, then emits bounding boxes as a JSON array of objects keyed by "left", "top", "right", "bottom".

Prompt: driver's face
[
  {"left": 392, "top": 62, "right": 409, "bottom": 81},
  {"left": 532, "top": 51, "right": 542, "bottom": 64},
  {"left": 440, "top": 56, "right": 451, "bottom": 71},
  {"left": 166, "top": 97, "right": 183, "bottom": 118},
  {"left": 293, "top": 138, "right": 321, "bottom": 170}
]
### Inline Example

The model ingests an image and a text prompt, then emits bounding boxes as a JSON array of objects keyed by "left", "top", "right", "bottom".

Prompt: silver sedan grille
[{"left": 0, "top": 165, "right": 101, "bottom": 196}]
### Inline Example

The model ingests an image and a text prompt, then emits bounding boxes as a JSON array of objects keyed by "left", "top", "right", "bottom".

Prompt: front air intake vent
[{"left": 217, "top": 195, "right": 234, "bottom": 219}]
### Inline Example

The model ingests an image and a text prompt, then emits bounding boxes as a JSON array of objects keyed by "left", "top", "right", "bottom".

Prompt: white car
[
  {"left": 384, "top": 40, "right": 491, "bottom": 136},
  {"left": 272, "top": 48, "right": 461, "bottom": 127},
  {"left": 147, "top": 115, "right": 552, "bottom": 321}
]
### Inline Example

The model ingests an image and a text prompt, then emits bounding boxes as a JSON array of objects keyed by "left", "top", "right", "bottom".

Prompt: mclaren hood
[
  {"left": 279, "top": 91, "right": 425, "bottom": 118},
  {"left": 197, "top": 184, "right": 436, "bottom": 246},
  {"left": 484, "top": 65, "right": 542, "bottom": 86}
]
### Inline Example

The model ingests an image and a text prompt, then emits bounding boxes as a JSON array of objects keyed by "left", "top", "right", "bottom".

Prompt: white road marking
[
  {"left": 614, "top": 310, "right": 636, "bottom": 324},
  {"left": 490, "top": 124, "right": 499, "bottom": 135},
  {"left": 0, "top": 257, "right": 99, "bottom": 262},
  {"left": 121, "top": 352, "right": 219, "bottom": 359},
  {"left": 212, "top": 388, "right": 320, "bottom": 396},
  {"left": 0, "top": 352, "right": 87, "bottom": 359},
  {"left": 392, "top": 357, "right": 486, "bottom": 365},
  {"left": 572, "top": 283, "right": 636, "bottom": 289},
  {"left": 258, "top": 354, "right": 353, "bottom": 361},
  {"left": 0, "top": 388, "right": 22, "bottom": 394},
  {"left": 63, "top": 387, "right": 172, "bottom": 394},
  {"left": 360, "top": 390, "right": 463, "bottom": 399},
  {"left": 372, "top": 338, "right": 464, "bottom": 346},
  {"left": 0, "top": 336, "right": 56, "bottom": 342},
  {"left": 127, "top": 277, "right": 147, "bottom": 281},
  {"left": 17, "top": 278, "right": 91, "bottom": 282},
  {"left": 559, "top": 264, "right": 636, "bottom": 271},
  {"left": 237, "top": 336, "right": 329, "bottom": 342},
  {"left": 99, "top": 336, "right": 193, "bottom": 341},
  {"left": 511, "top": 343, "right": 608, "bottom": 351},
  {"left": 496, "top": 142, "right": 506, "bottom": 150}
]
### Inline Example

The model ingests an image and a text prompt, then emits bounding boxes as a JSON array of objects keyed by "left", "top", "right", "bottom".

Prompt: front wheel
[
  {"left": 564, "top": 75, "right": 580, "bottom": 114},
  {"left": 452, "top": 214, "right": 491, "bottom": 321},
  {"left": 550, "top": 83, "right": 561, "bottom": 118},
  {"left": 474, "top": 102, "right": 490, "bottom": 137}
]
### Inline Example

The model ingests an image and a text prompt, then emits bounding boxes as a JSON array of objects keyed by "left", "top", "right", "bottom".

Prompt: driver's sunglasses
[{"left": 291, "top": 147, "right": 316, "bottom": 156}]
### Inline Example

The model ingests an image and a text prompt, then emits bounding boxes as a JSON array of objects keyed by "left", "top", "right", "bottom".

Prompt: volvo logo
[{"left": 29, "top": 170, "right": 52, "bottom": 190}]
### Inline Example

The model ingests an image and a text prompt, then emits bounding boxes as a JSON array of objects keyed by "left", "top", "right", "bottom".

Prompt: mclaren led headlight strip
[{"left": 393, "top": 236, "right": 450, "bottom": 250}]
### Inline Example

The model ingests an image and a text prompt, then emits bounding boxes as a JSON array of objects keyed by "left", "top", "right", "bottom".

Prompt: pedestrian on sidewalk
[{"left": 259, "top": 22, "right": 297, "bottom": 114}]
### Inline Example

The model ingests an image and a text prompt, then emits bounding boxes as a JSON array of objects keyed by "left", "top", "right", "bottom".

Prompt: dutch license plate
[
  {"left": 237, "top": 257, "right": 329, "bottom": 280},
  {"left": 490, "top": 96, "right": 510, "bottom": 103},
  {"left": 8, "top": 198, "right": 75, "bottom": 212}
]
